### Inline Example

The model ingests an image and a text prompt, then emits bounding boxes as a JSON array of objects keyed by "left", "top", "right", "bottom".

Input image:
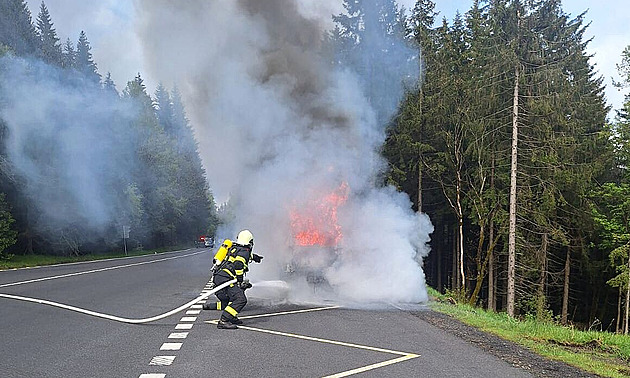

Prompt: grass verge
[
  {"left": 427, "top": 287, "right": 630, "bottom": 378},
  {"left": 0, "top": 246, "right": 192, "bottom": 270}
]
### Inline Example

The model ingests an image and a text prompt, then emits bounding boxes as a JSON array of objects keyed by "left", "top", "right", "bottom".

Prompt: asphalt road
[{"left": 0, "top": 249, "right": 534, "bottom": 378}]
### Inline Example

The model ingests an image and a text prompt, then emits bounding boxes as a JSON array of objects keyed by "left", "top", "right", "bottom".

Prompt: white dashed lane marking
[
  {"left": 160, "top": 343, "right": 182, "bottom": 351},
  {"left": 140, "top": 278, "right": 214, "bottom": 378},
  {"left": 149, "top": 356, "right": 176, "bottom": 366},
  {"left": 168, "top": 332, "right": 188, "bottom": 339}
]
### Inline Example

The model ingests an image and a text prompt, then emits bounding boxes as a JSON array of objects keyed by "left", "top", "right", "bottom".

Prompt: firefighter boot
[
  {"left": 230, "top": 317, "right": 243, "bottom": 325},
  {"left": 217, "top": 319, "right": 237, "bottom": 329}
]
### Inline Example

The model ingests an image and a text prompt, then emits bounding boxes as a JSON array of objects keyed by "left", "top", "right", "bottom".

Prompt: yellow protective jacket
[{"left": 216, "top": 244, "right": 252, "bottom": 283}]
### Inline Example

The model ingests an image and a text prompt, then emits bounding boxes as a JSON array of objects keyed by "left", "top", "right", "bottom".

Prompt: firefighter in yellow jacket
[
  {"left": 213, "top": 229, "right": 263, "bottom": 329},
  {"left": 207, "top": 239, "right": 233, "bottom": 288},
  {"left": 203, "top": 238, "right": 233, "bottom": 311}
]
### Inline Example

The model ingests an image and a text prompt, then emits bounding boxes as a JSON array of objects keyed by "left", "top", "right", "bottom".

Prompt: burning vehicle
[{"left": 285, "top": 183, "right": 348, "bottom": 287}]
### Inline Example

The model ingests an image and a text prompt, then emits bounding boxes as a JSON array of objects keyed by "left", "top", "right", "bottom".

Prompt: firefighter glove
[
  {"left": 252, "top": 254, "right": 263, "bottom": 263},
  {"left": 239, "top": 280, "right": 252, "bottom": 290}
]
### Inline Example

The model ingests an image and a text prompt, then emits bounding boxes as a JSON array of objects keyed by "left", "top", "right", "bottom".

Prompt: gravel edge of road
[{"left": 411, "top": 309, "right": 602, "bottom": 378}]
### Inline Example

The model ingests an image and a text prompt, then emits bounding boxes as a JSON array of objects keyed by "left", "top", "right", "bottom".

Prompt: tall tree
[
  {"left": 155, "top": 82, "right": 173, "bottom": 134},
  {"left": 61, "top": 37, "right": 75, "bottom": 69},
  {"left": 102, "top": 72, "right": 117, "bottom": 96},
  {"left": 169, "top": 87, "right": 215, "bottom": 240},
  {"left": 75, "top": 31, "right": 100, "bottom": 83},
  {"left": 35, "top": 1, "right": 62, "bottom": 66}
]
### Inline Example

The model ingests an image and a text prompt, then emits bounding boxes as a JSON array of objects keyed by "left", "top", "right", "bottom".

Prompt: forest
[
  {"left": 1, "top": 0, "right": 630, "bottom": 333},
  {"left": 381, "top": 0, "right": 630, "bottom": 333},
  {"left": 0, "top": 1, "right": 217, "bottom": 256}
]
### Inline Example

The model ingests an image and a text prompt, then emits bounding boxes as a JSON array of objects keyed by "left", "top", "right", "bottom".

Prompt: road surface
[{"left": 0, "top": 249, "right": 538, "bottom": 377}]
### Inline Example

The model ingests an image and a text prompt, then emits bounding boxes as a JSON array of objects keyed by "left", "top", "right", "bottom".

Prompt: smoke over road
[{"left": 136, "top": 0, "right": 433, "bottom": 304}]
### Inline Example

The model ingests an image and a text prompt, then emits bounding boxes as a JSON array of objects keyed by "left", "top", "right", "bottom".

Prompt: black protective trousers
[{"left": 213, "top": 274, "right": 247, "bottom": 321}]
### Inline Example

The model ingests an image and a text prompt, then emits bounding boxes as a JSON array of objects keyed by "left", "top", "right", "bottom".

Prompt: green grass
[
  {"left": 0, "top": 246, "right": 191, "bottom": 270},
  {"left": 427, "top": 287, "right": 630, "bottom": 378}
]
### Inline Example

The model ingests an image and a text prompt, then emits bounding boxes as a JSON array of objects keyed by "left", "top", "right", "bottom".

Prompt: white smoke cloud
[
  {"left": 135, "top": 0, "right": 433, "bottom": 305},
  {"left": 0, "top": 56, "right": 139, "bottom": 245}
]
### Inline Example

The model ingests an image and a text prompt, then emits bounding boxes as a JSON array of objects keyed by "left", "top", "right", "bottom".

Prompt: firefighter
[
  {"left": 213, "top": 229, "right": 263, "bottom": 329},
  {"left": 203, "top": 238, "right": 232, "bottom": 311},
  {"left": 205, "top": 239, "right": 233, "bottom": 291}
]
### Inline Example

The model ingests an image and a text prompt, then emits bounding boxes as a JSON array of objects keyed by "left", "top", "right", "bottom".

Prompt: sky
[{"left": 27, "top": 0, "right": 630, "bottom": 117}]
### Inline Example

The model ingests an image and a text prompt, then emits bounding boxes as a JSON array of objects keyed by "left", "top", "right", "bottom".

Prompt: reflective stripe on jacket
[{"left": 218, "top": 244, "right": 252, "bottom": 283}]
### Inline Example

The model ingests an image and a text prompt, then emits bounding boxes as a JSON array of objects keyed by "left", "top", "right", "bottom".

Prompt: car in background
[{"left": 196, "top": 235, "right": 214, "bottom": 248}]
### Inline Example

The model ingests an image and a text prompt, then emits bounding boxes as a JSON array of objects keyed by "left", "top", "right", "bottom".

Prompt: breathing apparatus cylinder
[{"left": 213, "top": 239, "right": 233, "bottom": 266}]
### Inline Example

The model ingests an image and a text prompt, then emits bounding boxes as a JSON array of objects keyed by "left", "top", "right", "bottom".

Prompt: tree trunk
[
  {"left": 458, "top": 203, "right": 465, "bottom": 292},
  {"left": 437, "top": 238, "right": 442, "bottom": 292},
  {"left": 453, "top": 226, "right": 460, "bottom": 290},
  {"left": 536, "top": 233, "right": 548, "bottom": 320},
  {"left": 507, "top": 62, "right": 520, "bottom": 317},
  {"left": 488, "top": 154, "right": 496, "bottom": 311},
  {"left": 469, "top": 224, "right": 486, "bottom": 305},
  {"left": 488, "top": 223, "right": 495, "bottom": 311},
  {"left": 625, "top": 251, "right": 630, "bottom": 335},
  {"left": 617, "top": 286, "right": 622, "bottom": 333},
  {"left": 561, "top": 246, "right": 571, "bottom": 325},
  {"left": 418, "top": 161, "right": 423, "bottom": 213}
]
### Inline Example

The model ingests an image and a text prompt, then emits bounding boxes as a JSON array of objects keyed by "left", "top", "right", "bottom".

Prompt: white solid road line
[
  {"left": 237, "top": 324, "right": 415, "bottom": 357},
  {"left": 323, "top": 354, "right": 419, "bottom": 378},
  {"left": 0, "top": 250, "right": 207, "bottom": 288},
  {"left": 236, "top": 305, "right": 341, "bottom": 320},
  {"left": 206, "top": 305, "right": 420, "bottom": 378},
  {"left": 0, "top": 279, "right": 236, "bottom": 324}
]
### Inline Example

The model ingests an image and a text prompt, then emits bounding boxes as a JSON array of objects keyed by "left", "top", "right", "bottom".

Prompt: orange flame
[{"left": 290, "top": 182, "right": 349, "bottom": 247}]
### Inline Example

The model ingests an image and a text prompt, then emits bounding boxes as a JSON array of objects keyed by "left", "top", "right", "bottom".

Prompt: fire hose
[{"left": 0, "top": 278, "right": 237, "bottom": 324}]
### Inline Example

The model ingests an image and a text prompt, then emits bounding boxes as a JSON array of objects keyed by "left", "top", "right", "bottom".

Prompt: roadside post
[{"left": 122, "top": 225, "right": 131, "bottom": 256}]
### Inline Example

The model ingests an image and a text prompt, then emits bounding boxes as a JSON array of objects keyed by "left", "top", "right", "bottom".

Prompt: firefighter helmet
[{"left": 236, "top": 229, "right": 254, "bottom": 247}]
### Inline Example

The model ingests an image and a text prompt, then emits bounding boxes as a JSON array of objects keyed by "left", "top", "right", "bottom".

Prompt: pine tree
[
  {"left": 155, "top": 82, "right": 174, "bottom": 135},
  {"left": 61, "top": 37, "right": 75, "bottom": 69},
  {"left": 76, "top": 31, "right": 100, "bottom": 83},
  {"left": 35, "top": 1, "right": 62, "bottom": 66},
  {"left": 170, "top": 87, "right": 215, "bottom": 241},
  {"left": 102, "top": 72, "right": 117, "bottom": 96}
]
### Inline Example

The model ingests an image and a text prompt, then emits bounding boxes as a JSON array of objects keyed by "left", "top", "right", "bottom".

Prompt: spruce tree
[
  {"left": 155, "top": 82, "right": 174, "bottom": 135},
  {"left": 61, "top": 37, "right": 75, "bottom": 69},
  {"left": 35, "top": 1, "right": 62, "bottom": 66},
  {"left": 102, "top": 72, "right": 117, "bottom": 96},
  {"left": 76, "top": 31, "right": 100, "bottom": 83},
  {"left": 170, "top": 87, "right": 215, "bottom": 241}
]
